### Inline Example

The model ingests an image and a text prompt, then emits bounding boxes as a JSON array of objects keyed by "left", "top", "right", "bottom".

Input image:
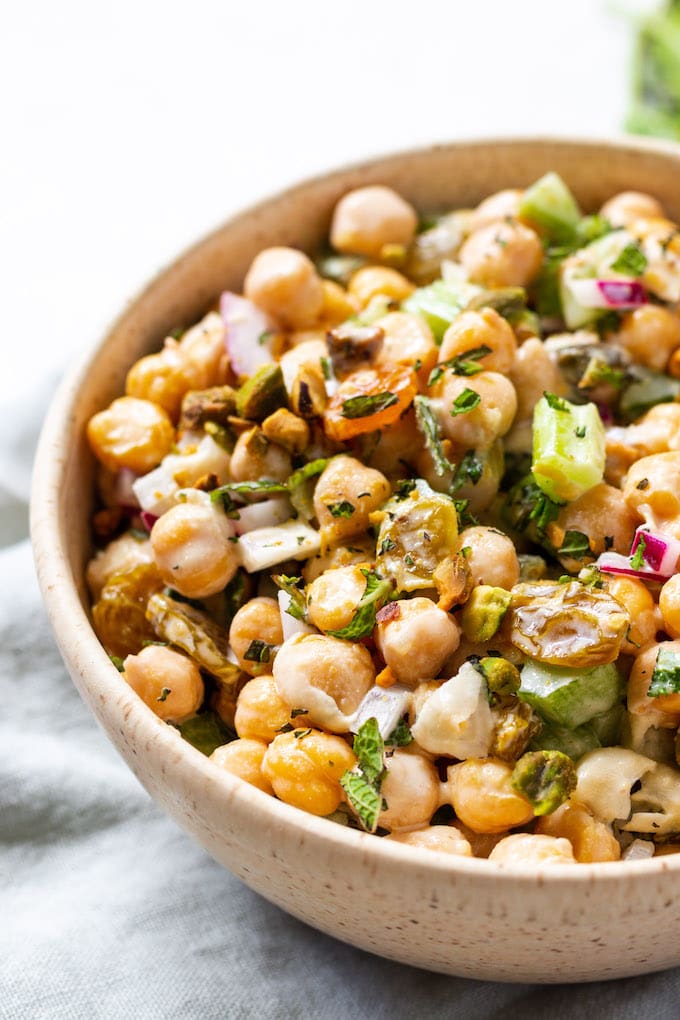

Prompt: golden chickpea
[
  {"left": 87, "top": 396, "right": 175, "bottom": 474},
  {"left": 628, "top": 640, "right": 680, "bottom": 717},
  {"left": 379, "top": 749, "right": 442, "bottom": 831},
  {"left": 439, "top": 308, "right": 517, "bottom": 376},
  {"left": 509, "top": 338, "right": 566, "bottom": 424},
  {"left": 373, "top": 312, "right": 438, "bottom": 379},
  {"left": 605, "top": 575, "right": 659, "bottom": 653},
  {"left": 150, "top": 500, "right": 239, "bottom": 598},
  {"left": 660, "top": 574, "right": 680, "bottom": 639},
  {"left": 319, "top": 280, "right": 358, "bottom": 326},
  {"left": 123, "top": 645, "right": 204, "bottom": 724},
  {"left": 229, "top": 597, "right": 284, "bottom": 676},
  {"left": 459, "top": 220, "right": 543, "bottom": 288},
  {"left": 623, "top": 452, "right": 680, "bottom": 521},
  {"left": 279, "top": 339, "right": 328, "bottom": 393},
  {"left": 234, "top": 675, "right": 309, "bottom": 743},
  {"left": 272, "top": 633, "right": 375, "bottom": 732},
  {"left": 313, "top": 455, "right": 391, "bottom": 548},
  {"left": 457, "top": 526, "right": 520, "bottom": 590},
  {"left": 488, "top": 833, "right": 576, "bottom": 866},
  {"left": 348, "top": 266, "right": 414, "bottom": 307},
  {"left": 600, "top": 191, "right": 665, "bottom": 228},
  {"left": 548, "top": 483, "right": 637, "bottom": 560},
  {"left": 330, "top": 185, "right": 417, "bottom": 258},
  {"left": 307, "top": 564, "right": 369, "bottom": 633},
  {"left": 229, "top": 427, "right": 292, "bottom": 483},
  {"left": 302, "top": 537, "right": 376, "bottom": 584},
  {"left": 125, "top": 340, "right": 190, "bottom": 421},
  {"left": 211, "top": 738, "right": 273, "bottom": 794},
  {"left": 536, "top": 801, "right": 620, "bottom": 862},
  {"left": 244, "top": 246, "right": 324, "bottom": 329},
  {"left": 179, "top": 312, "right": 229, "bottom": 390},
  {"left": 262, "top": 728, "right": 356, "bottom": 815},
  {"left": 386, "top": 825, "right": 473, "bottom": 857},
  {"left": 612, "top": 306, "right": 680, "bottom": 373},
  {"left": 375, "top": 597, "right": 461, "bottom": 686},
  {"left": 415, "top": 440, "right": 504, "bottom": 516},
  {"left": 433, "top": 371, "right": 517, "bottom": 450},
  {"left": 86, "top": 532, "right": 154, "bottom": 600},
  {"left": 469, "top": 189, "right": 523, "bottom": 230},
  {"left": 447, "top": 758, "right": 534, "bottom": 833}
]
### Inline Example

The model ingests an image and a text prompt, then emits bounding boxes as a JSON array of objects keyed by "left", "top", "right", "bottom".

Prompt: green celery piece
[
  {"left": 519, "top": 172, "right": 581, "bottom": 244},
  {"left": 530, "top": 720, "right": 600, "bottom": 760},
  {"left": 589, "top": 704, "right": 625, "bottom": 747},
  {"left": 402, "top": 280, "right": 469, "bottom": 342},
  {"left": 532, "top": 394, "right": 605, "bottom": 503},
  {"left": 174, "top": 711, "right": 233, "bottom": 756},
  {"left": 619, "top": 369, "right": 680, "bottom": 423},
  {"left": 519, "top": 659, "right": 623, "bottom": 730}
]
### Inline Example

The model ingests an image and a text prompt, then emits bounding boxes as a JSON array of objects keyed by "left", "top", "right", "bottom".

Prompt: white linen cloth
[{"left": 4, "top": 0, "right": 680, "bottom": 1014}]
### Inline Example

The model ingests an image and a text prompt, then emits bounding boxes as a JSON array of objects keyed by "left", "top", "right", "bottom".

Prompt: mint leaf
[
  {"left": 339, "top": 771, "right": 382, "bottom": 832},
  {"left": 272, "top": 574, "right": 307, "bottom": 621},
  {"left": 244, "top": 639, "right": 272, "bottom": 663},
  {"left": 450, "top": 387, "right": 481, "bottom": 416},
  {"left": 327, "top": 571, "right": 393, "bottom": 641},
  {"left": 414, "top": 395, "right": 454, "bottom": 477},
  {"left": 611, "top": 242, "right": 647, "bottom": 277},
  {"left": 353, "top": 717, "right": 385, "bottom": 783},
  {"left": 428, "top": 345, "right": 492, "bottom": 383},
  {"left": 543, "top": 392, "right": 571, "bottom": 412},
  {"left": 558, "top": 530, "right": 591, "bottom": 559},
  {"left": 327, "top": 500, "right": 355, "bottom": 518},
  {"left": 386, "top": 718, "right": 413, "bottom": 747},
  {"left": 451, "top": 449, "right": 483, "bottom": 491},
  {"left": 341, "top": 391, "right": 398, "bottom": 419}
]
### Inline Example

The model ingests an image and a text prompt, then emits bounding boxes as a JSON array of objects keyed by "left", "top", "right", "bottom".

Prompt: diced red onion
[
  {"left": 596, "top": 551, "right": 668, "bottom": 583},
  {"left": 350, "top": 684, "right": 412, "bottom": 739},
  {"left": 596, "top": 402, "right": 614, "bottom": 426},
  {"left": 630, "top": 526, "right": 680, "bottom": 576},
  {"left": 233, "top": 496, "right": 291, "bottom": 535},
  {"left": 567, "top": 278, "right": 647, "bottom": 309},
  {"left": 140, "top": 511, "right": 159, "bottom": 532},
  {"left": 220, "top": 292, "right": 275, "bottom": 378}
]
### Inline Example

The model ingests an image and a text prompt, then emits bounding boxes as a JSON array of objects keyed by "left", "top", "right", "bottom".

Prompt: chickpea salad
[{"left": 87, "top": 172, "right": 680, "bottom": 867}]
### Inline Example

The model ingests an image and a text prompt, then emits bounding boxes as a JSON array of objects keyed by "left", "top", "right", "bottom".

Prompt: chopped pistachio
[
  {"left": 460, "top": 585, "right": 512, "bottom": 643},
  {"left": 235, "top": 363, "right": 288, "bottom": 421},
  {"left": 261, "top": 407, "right": 310, "bottom": 455},
  {"left": 511, "top": 749, "right": 577, "bottom": 816},
  {"left": 179, "top": 385, "right": 238, "bottom": 431}
]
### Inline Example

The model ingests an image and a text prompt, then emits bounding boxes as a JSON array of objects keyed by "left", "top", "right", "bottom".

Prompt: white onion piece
[
  {"left": 234, "top": 496, "right": 292, "bottom": 535},
  {"left": 566, "top": 277, "right": 647, "bottom": 309},
  {"left": 237, "top": 521, "right": 320, "bottom": 573},
  {"left": 411, "top": 663, "right": 494, "bottom": 759},
  {"left": 132, "top": 436, "right": 230, "bottom": 515},
  {"left": 350, "top": 684, "right": 412, "bottom": 739},
  {"left": 220, "top": 292, "right": 274, "bottom": 378},
  {"left": 277, "top": 591, "right": 316, "bottom": 642},
  {"left": 622, "top": 838, "right": 655, "bottom": 862}
]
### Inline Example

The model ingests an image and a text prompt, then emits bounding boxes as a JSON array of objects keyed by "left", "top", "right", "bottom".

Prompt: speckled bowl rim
[{"left": 31, "top": 134, "right": 680, "bottom": 886}]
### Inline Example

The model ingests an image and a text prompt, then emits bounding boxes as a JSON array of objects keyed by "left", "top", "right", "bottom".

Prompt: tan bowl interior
[{"left": 32, "top": 137, "right": 680, "bottom": 983}]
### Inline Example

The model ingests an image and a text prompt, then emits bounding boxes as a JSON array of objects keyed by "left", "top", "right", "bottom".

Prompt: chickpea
[
  {"left": 366, "top": 408, "right": 424, "bottom": 479},
  {"left": 378, "top": 749, "right": 442, "bottom": 832},
  {"left": 150, "top": 499, "right": 238, "bottom": 598},
  {"left": 375, "top": 597, "right": 461, "bottom": 686},
  {"left": 459, "top": 220, "right": 543, "bottom": 288},
  {"left": 279, "top": 339, "right": 328, "bottom": 393},
  {"left": 373, "top": 312, "right": 438, "bottom": 380},
  {"left": 612, "top": 306, "right": 680, "bottom": 372},
  {"left": 509, "top": 338, "right": 566, "bottom": 424},
  {"left": 330, "top": 185, "right": 417, "bottom": 258},
  {"left": 439, "top": 309, "right": 517, "bottom": 376},
  {"left": 272, "top": 633, "right": 375, "bottom": 732},
  {"left": 623, "top": 452, "right": 680, "bottom": 521},
  {"left": 229, "top": 597, "right": 283, "bottom": 676},
  {"left": 536, "top": 801, "right": 620, "bottom": 862},
  {"left": 415, "top": 439, "right": 504, "bottom": 516},
  {"left": 348, "top": 266, "right": 414, "bottom": 307},
  {"left": 229, "top": 427, "right": 292, "bottom": 483},
  {"left": 457, "top": 526, "right": 520, "bottom": 590},
  {"left": 87, "top": 396, "right": 175, "bottom": 474},
  {"left": 469, "top": 189, "right": 523, "bottom": 230},
  {"left": 433, "top": 371, "right": 517, "bottom": 450},
  {"left": 307, "top": 564, "right": 368, "bottom": 633},
  {"left": 605, "top": 575, "right": 659, "bottom": 653},
  {"left": 262, "top": 728, "right": 356, "bottom": 815},
  {"left": 488, "top": 833, "right": 576, "bottom": 866},
  {"left": 86, "top": 532, "right": 153, "bottom": 600},
  {"left": 548, "top": 483, "right": 637, "bottom": 560},
  {"left": 660, "top": 574, "right": 680, "bottom": 639},
  {"left": 211, "top": 738, "right": 273, "bottom": 794},
  {"left": 179, "top": 313, "right": 229, "bottom": 390},
  {"left": 386, "top": 825, "right": 473, "bottom": 857},
  {"left": 126, "top": 340, "right": 190, "bottom": 420},
  {"left": 600, "top": 191, "right": 665, "bottom": 228},
  {"left": 244, "top": 247, "right": 324, "bottom": 330},
  {"left": 447, "top": 758, "right": 534, "bottom": 833},
  {"left": 319, "top": 280, "right": 358, "bottom": 326},
  {"left": 313, "top": 455, "right": 391, "bottom": 547},
  {"left": 123, "top": 645, "right": 203, "bottom": 724},
  {"left": 302, "top": 536, "right": 375, "bottom": 584},
  {"left": 628, "top": 641, "right": 680, "bottom": 717},
  {"left": 235, "top": 675, "right": 309, "bottom": 743}
]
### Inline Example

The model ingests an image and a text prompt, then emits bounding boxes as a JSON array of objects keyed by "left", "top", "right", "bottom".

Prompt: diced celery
[
  {"left": 530, "top": 720, "right": 600, "bottom": 760},
  {"left": 518, "top": 172, "right": 581, "bottom": 243},
  {"left": 402, "top": 281, "right": 469, "bottom": 342},
  {"left": 619, "top": 368, "right": 680, "bottom": 422},
  {"left": 532, "top": 394, "right": 605, "bottom": 503},
  {"left": 589, "top": 704, "right": 625, "bottom": 746},
  {"left": 519, "top": 659, "right": 623, "bottom": 729}
]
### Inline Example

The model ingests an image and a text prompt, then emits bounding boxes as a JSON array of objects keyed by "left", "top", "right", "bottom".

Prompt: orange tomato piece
[{"left": 323, "top": 365, "right": 417, "bottom": 441}]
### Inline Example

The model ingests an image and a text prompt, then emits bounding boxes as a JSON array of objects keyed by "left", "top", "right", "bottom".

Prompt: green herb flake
[
  {"left": 294, "top": 728, "right": 312, "bottom": 739},
  {"left": 574, "top": 425, "right": 587, "bottom": 439},
  {"left": 636, "top": 478, "right": 649, "bottom": 491},
  {"left": 386, "top": 718, "right": 413, "bottom": 747},
  {"left": 427, "top": 345, "right": 492, "bottom": 384},
  {"left": 327, "top": 570, "right": 393, "bottom": 641},
  {"left": 543, "top": 392, "right": 571, "bottom": 413},
  {"left": 414, "top": 395, "right": 453, "bottom": 478},
  {"left": 450, "top": 388, "right": 481, "bottom": 417},
  {"left": 558, "top": 530, "right": 591, "bottom": 559},
  {"left": 157, "top": 687, "right": 172, "bottom": 702},
  {"left": 109, "top": 655, "right": 125, "bottom": 672},
  {"left": 648, "top": 645, "right": 680, "bottom": 698},
  {"left": 611, "top": 242, "right": 648, "bottom": 278},
  {"left": 630, "top": 534, "right": 647, "bottom": 571},
  {"left": 244, "top": 639, "right": 273, "bottom": 663},
  {"left": 341, "top": 391, "right": 398, "bottom": 419},
  {"left": 451, "top": 450, "right": 483, "bottom": 491},
  {"left": 379, "top": 537, "right": 397, "bottom": 555},
  {"left": 327, "top": 500, "right": 355, "bottom": 518},
  {"left": 290, "top": 708, "right": 308, "bottom": 719}
]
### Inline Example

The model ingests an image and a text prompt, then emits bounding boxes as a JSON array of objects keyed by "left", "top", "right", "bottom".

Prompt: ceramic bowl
[{"left": 32, "top": 137, "right": 680, "bottom": 983}]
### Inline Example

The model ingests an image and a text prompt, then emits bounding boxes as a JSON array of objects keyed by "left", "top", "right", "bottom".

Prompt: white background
[{"left": 1, "top": 0, "right": 657, "bottom": 405}]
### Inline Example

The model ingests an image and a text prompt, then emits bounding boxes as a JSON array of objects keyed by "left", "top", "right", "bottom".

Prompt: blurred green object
[{"left": 627, "top": 1, "right": 680, "bottom": 139}]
